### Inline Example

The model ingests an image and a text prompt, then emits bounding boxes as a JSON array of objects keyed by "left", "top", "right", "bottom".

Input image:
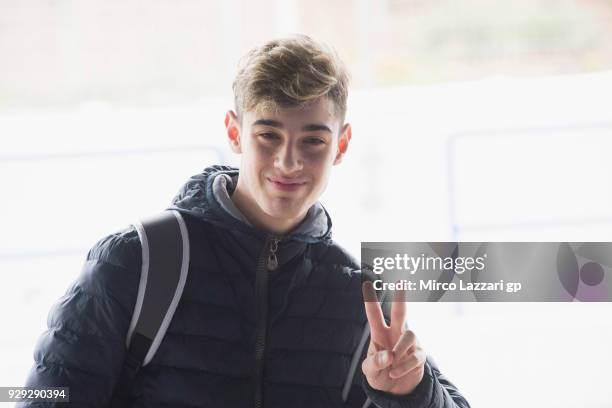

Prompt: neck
[{"left": 230, "top": 179, "right": 306, "bottom": 236}]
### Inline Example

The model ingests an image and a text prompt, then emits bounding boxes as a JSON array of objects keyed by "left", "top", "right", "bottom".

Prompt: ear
[
  {"left": 225, "top": 110, "right": 242, "bottom": 154},
  {"left": 333, "top": 123, "right": 352, "bottom": 166}
]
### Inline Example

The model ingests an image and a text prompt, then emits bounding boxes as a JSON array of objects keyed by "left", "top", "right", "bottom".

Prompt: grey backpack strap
[
  {"left": 111, "top": 210, "right": 189, "bottom": 405},
  {"left": 127, "top": 209, "right": 190, "bottom": 365}
]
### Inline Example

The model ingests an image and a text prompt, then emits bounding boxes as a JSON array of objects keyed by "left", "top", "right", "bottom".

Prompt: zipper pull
[{"left": 267, "top": 237, "right": 280, "bottom": 271}]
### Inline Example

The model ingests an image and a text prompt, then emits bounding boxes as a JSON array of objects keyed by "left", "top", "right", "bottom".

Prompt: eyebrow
[{"left": 252, "top": 119, "right": 332, "bottom": 133}]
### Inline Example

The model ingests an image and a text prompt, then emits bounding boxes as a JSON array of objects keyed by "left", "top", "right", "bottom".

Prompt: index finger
[
  {"left": 362, "top": 281, "right": 388, "bottom": 344},
  {"left": 390, "top": 286, "right": 407, "bottom": 339}
]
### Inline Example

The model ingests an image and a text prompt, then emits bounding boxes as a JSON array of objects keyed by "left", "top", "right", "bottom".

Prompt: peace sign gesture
[{"left": 361, "top": 281, "right": 426, "bottom": 396}]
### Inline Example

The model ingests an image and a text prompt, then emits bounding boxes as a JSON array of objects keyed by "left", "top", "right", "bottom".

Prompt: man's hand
[{"left": 361, "top": 281, "right": 426, "bottom": 396}]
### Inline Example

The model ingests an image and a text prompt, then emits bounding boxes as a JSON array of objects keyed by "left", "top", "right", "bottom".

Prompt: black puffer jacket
[{"left": 20, "top": 165, "right": 470, "bottom": 408}]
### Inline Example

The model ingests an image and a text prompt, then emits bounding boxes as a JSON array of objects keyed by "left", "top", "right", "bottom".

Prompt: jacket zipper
[{"left": 254, "top": 234, "right": 280, "bottom": 408}]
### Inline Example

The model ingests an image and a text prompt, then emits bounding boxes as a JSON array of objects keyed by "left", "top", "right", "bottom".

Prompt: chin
[{"left": 263, "top": 199, "right": 309, "bottom": 221}]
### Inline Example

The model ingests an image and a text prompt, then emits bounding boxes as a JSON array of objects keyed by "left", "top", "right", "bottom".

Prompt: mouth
[{"left": 267, "top": 177, "right": 307, "bottom": 192}]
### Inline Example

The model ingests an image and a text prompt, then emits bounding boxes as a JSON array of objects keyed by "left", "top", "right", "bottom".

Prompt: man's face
[{"left": 226, "top": 97, "right": 350, "bottom": 227}]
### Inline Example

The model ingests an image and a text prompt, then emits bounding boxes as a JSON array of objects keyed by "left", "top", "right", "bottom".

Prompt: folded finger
[
  {"left": 392, "top": 329, "right": 416, "bottom": 356},
  {"left": 389, "top": 350, "right": 426, "bottom": 379}
]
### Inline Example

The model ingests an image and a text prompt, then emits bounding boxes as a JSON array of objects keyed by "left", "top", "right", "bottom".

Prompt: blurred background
[{"left": 1, "top": 0, "right": 612, "bottom": 406}]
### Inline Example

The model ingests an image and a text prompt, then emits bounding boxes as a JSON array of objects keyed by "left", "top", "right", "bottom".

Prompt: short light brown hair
[{"left": 232, "top": 34, "right": 350, "bottom": 129}]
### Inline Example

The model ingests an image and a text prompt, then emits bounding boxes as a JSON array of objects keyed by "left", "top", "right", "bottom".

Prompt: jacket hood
[{"left": 167, "top": 165, "right": 332, "bottom": 243}]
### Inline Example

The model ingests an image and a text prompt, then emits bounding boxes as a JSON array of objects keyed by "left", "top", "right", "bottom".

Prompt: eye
[
  {"left": 258, "top": 132, "right": 280, "bottom": 141},
  {"left": 304, "top": 137, "right": 326, "bottom": 145}
]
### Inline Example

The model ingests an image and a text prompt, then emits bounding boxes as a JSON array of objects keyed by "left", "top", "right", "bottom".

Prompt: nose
[{"left": 274, "top": 141, "right": 303, "bottom": 174}]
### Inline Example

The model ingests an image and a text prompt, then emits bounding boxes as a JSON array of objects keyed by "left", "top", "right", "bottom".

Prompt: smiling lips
[{"left": 267, "top": 177, "right": 307, "bottom": 192}]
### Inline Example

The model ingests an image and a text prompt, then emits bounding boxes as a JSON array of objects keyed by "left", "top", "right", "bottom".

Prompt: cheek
[
  {"left": 253, "top": 142, "right": 276, "bottom": 160},
  {"left": 242, "top": 143, "right": 274, "bottom": 174},
  {"left": 302, "top": 147, "right": 334, "bottom": 164}
]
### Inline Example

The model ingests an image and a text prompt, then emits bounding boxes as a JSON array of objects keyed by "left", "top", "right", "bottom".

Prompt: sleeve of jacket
[{"left": 16, "top": 226, "right": 142, "bottom": 408}]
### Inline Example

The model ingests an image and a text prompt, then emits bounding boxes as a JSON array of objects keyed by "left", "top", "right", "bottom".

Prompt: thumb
[
  {"left": 376, "top": 350, "right": 393, "bottom": 368},
  {"left": 362, "top": 350, "right": 394, "bottom": 377}
]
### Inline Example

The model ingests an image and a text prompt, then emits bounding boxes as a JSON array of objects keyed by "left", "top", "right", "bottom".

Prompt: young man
[{"left": 21, "top": 35, "right": 470, "bottom": 407}]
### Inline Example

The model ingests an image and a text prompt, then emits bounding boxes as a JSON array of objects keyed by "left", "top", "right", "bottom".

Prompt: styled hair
[{"left": 232, "top": 34, "right": 350, "bottom": 128}]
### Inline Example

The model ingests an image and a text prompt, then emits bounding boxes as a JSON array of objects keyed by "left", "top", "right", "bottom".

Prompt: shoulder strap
[
  {"left": 127, "top": 209, "right": 190, "bottom": 365},
  {"left": 111, "top": 210, "right": 190, "bottom": 404}
]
